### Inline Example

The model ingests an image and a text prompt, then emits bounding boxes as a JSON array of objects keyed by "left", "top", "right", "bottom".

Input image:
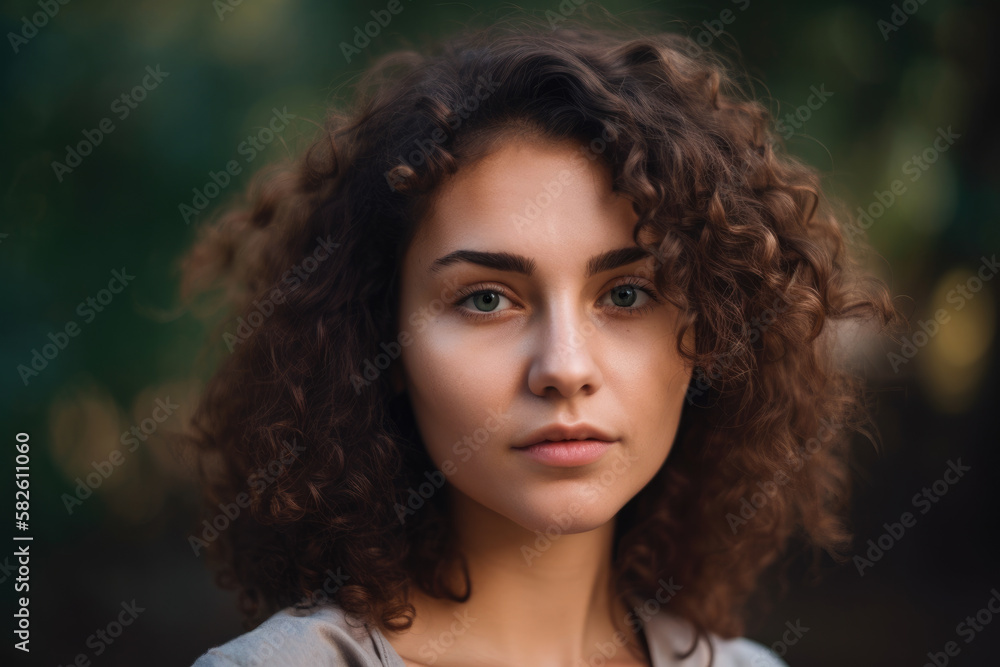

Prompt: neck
[{"left": 390, "top": 486, "right": 649, "bottom": 667}]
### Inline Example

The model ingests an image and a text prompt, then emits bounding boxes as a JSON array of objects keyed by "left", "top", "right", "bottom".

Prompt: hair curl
[{"left": 179, "top": 12, "right": 900, "bottom": 664}]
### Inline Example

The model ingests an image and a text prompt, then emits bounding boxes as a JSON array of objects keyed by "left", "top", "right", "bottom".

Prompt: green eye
[
  {"left": 453, "top": 279, "right": 660, "bottom": 322},
  {"left": 609, "top": 285, "right": 639, "bottom": 308},
  {"left": 471, "top": 291, "right": 503, "bottom": 312}
]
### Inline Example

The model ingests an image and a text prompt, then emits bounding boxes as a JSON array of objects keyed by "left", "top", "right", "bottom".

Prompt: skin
[{"left": 384, "top": 134, "right": 695, "bottom": 667}]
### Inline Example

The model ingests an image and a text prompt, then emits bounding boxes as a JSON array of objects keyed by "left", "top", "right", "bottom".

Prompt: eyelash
[{"left": 451, "top": 279, "right": 664, "bottom": 322}]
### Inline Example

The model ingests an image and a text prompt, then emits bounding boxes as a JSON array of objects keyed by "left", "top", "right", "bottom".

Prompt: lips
[{"left": 514, "top": 423, "right": 617, "bottom": 449}]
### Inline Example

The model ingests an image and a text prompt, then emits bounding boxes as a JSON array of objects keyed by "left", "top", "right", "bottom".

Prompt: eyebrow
[{"left": 429, "top": 246, "right": 653, "bottom": 279}]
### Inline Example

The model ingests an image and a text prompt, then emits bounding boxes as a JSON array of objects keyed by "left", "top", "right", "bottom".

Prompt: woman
[{"left": 184, "top": 12, "right": 899, "bottom": 667}]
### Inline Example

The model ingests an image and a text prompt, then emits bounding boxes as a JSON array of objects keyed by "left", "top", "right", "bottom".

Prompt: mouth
[
  {"left": 514, "top": 438, "right": 613, "bottom": 448},
  {"left": 513, "top": 439, "right": 617, "bottom": 467},
  {"left": 513, "top": 423, "right": 617, "bottom": 449}
]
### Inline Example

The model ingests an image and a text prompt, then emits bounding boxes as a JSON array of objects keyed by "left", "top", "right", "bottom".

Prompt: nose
[{"left": 527, "top": 297, "right": 605, "bottom": 399}]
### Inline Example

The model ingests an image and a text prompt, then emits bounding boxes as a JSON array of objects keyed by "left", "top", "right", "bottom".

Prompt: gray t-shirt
[{"left": 191, "top": 603, "right": 791, "bottom": 666}]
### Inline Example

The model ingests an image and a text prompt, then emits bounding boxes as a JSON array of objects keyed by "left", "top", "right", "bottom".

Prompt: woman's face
[{"left": 394, "top": 134, "right": 694, "bottom": 535}]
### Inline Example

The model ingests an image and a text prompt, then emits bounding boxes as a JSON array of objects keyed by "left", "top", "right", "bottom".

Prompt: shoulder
[
  {"left": 644, "top": 612, "right": 790, "bottom": 667},
  {"left": 190, "top": 604, "right": 395, "bottom": 667}
]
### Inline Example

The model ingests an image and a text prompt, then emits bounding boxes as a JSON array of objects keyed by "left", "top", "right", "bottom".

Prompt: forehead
[{"left": 404, "top": 137, "right": 640, "bottom": 270}]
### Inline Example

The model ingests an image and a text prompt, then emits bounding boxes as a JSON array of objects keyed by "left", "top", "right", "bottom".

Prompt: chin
[{"left": 501, "top": 491, "right": 625, "bottom": 536}]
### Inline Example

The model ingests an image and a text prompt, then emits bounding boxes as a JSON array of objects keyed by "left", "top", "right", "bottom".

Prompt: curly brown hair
[{"left": 178, "top": 10, "right": 900, "bottom": 662}]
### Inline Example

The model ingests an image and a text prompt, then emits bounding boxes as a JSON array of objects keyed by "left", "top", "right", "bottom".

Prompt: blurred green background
[{"left": 2, "top": 0, "right": 997, "bottom": 665}]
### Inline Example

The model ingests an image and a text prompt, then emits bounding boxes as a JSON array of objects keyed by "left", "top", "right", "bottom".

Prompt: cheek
[
  {"left": 607, "top": 337, "right": 690, "bottom": 455},
  {"left": 606, "top": 322, "right": 690, "bottom": 397},
  {"left": 401, "top": 331, "right": 512, "bottom": 467}
]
